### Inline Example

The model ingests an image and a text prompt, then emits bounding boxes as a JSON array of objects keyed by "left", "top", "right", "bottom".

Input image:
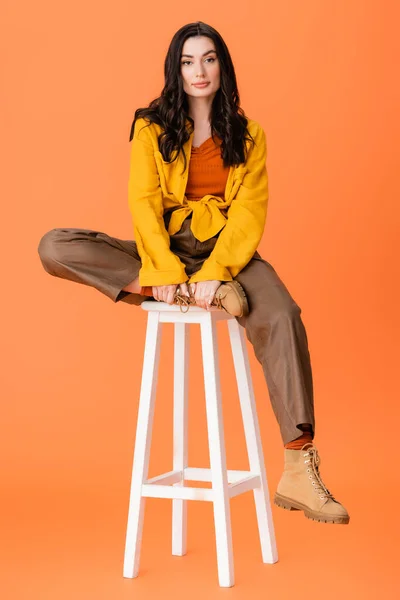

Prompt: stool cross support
[{"left": 123, "top": 302, "right": 278, "bottom": 588}]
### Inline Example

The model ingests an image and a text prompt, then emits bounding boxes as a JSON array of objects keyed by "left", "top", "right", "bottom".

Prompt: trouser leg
[
  {"left": 37, "top": 227, "right": 149, "bottom": 305},
  {"left": 234, "top": 253, "right": 315, "bottom": 446}
]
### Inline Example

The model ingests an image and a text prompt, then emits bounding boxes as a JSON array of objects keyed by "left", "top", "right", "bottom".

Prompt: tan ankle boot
[
  {"left": 211, "top": 281, "right": 249, "bottom": 317},
  {"left": 274, "top": 442, "right": 350, "bottom": 524},
  {"left": 174, "top": 280, "right": 249, "bottom": 317}
]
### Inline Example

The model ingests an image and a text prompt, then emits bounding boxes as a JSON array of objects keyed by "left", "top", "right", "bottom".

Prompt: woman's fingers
[
  {"left": 153, "top": 284, "right": 179, "bottom": 304},
  {"left": 166, "top": 286, "right": 176, "bottom": 305},
  {"left": 179, "top": 282, "right": 191, "bottom": 298},
  {"left": 194, "top": 281, "right": 221, "bottom": 310},
  {"left": 152, "top": 281, "right": 221, "bottom": 308},
  {"left": 161, "top": 285, "right": 170, "bottom": 303},
  {"left": 195, "top": 287, "right": 213, "bottom": 310},
  {"left": 206, "top": 291, "right": 215, "bottom": 310}
]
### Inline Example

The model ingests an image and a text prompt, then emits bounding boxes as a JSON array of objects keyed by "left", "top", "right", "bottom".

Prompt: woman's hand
[
  {"left": 152, "top": 282, "right": 191, "bottom": 305},
  {"left": 190, "top": 280, "right": 222, "bottom": 310}
]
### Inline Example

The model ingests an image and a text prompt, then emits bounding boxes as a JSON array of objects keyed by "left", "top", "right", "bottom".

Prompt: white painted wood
[
  {"left": 123, "top": 310, "right": 162, "bottom": 578},
  {"left": 143, "top": 483, "right": 214, "bottom": 501},
  {"left": 146, "top": 469, "right": 182, "bottom": 485},
  {"left": 227, "top": 319, "right": 278, "bottom": 564},
  {"left": 228, "top": 475, "right": 261, "bottom": 498},
  {"left": 183, "top": 466, "right": 257, "bottom": 483},
  {"left": 142, "top": 473, "right": 261, "bottom": 500},
  {"left": 159, "top": 311, "right": 230, "bottom": 324},
  {"left": 141, "top": 302, "right": 228, "bottom": 314},
  {"left": 123, "top": 302, "right": 278, "bottom": 587},
  {"left": 200, "top": 313, "right": 234, "bottom": 588},
  {"left": 172, "top": 322, "right": 190, "bottom": 556}
]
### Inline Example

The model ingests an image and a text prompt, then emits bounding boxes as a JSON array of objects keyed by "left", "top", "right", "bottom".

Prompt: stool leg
[
  {"left": 227, "top": 319, "right": 278, "bottom": 564},
  {"left": 123, "top": 311, "right": 162, "bottom": 578},
  {"left": 172, "top": 322, "right": 190, "bottom": 556},
  {"left": 200, "top": 314, "right": 234, "bottom": 588}
]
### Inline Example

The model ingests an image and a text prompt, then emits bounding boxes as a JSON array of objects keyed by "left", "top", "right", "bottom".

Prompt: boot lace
[
  {"left": 212, "top": 293, "right": 224, "bottom": 310},
  {"left": 173, "top": 292, "right": 194, "bottom": 313},
  {"left": 173, "top": 292, "right": 224, "bottom": 313},
  {"left": 302, "top": 444, "right": 335, "bottom": 501}
]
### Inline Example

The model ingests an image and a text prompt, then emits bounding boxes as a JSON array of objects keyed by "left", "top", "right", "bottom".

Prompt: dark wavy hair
[{"left": 128, "top": 21, "right": 255, "bottom": 173}]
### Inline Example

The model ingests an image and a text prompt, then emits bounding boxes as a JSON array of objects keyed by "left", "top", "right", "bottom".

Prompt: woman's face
[{"left": 180, "top": 36, "right": 220, "bottom": 99}]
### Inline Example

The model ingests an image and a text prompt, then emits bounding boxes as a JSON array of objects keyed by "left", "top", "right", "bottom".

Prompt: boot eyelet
[{"left": 309, "top": 476, "right": 312, "bottom": 479}]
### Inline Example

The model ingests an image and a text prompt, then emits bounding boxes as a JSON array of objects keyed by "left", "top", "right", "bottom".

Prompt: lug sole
[
  {"left": 274, "top": 492, "right": 350, "bottom": 524},
  {"left": 218, "top": 281, "right": 249, "bottom": 317}
]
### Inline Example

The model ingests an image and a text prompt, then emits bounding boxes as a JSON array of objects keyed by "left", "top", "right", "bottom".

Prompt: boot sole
[
  {"left": 274, "top": 492, "right": 350, "bottom": 524},
  {"left": 219, "top": 281, "right": 249, "bottom": 317},
  {"left": 234, "top": 281, "right": 249, "bottom": 317}
]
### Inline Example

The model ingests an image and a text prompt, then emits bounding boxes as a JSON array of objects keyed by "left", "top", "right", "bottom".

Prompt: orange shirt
[
  {"left": 140, "top": 135, "right": 229, "bottom": 295},
  {"left": 185, "top": 134, "right": 230, "bottom": 201}
]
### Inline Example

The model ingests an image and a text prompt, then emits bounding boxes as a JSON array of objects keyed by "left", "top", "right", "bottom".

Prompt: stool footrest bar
[{"left": 143, "top": 468, "right": 262, "bottom": 500}]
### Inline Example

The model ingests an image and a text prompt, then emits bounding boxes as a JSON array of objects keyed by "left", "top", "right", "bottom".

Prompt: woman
[{"left": 37, "top": 21, "right": 349, "bottom": 525}]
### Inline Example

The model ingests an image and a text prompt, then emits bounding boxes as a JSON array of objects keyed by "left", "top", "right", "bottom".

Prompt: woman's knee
[
  {"left": 271, "top": 298, "right": 302, "bottom": 322},
  {"left": 244, "top": 296, "right": 302, "bottom": 339},
  {"left": 250, "top": 283, "right": 301, "bottom": 320},
  {"left": 242, "top": 300, "right": 303, "bottom": 361},
  {"left": 37, "top": 228, "right": 65, "bottom": 273}
]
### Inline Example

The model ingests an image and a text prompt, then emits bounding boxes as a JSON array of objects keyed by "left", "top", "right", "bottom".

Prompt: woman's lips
[{"left": 193, "top": 82, "right": 210, "bottom": 88}]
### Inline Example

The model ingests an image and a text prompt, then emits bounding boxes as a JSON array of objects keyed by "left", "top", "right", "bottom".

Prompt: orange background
[{"left": 2, "top": 1, "right": 399, "bottom": 598}]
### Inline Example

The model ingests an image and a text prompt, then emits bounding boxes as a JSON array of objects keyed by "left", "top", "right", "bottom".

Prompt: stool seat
[
  {"left": 141, "top": 301, "right": 220, "bottom": 311},
  {"left": 140, "top": 300, "right": 233, "bottom": 315},
  {"left": 123, "top": 301, "right": 278, "bottom": 587}
]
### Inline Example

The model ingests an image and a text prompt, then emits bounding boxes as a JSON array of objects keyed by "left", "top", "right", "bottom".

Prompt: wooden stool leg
[
  {"left": 227, "top": 319, "right": 278, "bottom": 564},
  {"left": 123, "top": 311, "right": 163, "bottom": 578},
  {"left": 172, "top": 322, "right": 190, "bottom": 556},
  {"left": 200, "top": 315, "right": 234, "bottom": 588}
]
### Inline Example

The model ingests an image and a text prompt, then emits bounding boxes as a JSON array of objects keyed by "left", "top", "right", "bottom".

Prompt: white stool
[{"left": 123, "top": 301, "right": 278, "bottom": 587}]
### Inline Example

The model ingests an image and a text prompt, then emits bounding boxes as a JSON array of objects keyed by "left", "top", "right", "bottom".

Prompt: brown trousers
[{"left": 37, "top": 212, "right": 315, "bottom": 445}]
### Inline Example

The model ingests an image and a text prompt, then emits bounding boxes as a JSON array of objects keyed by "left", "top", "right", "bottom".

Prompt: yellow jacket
[{"left": 128, "top": 117, "right": 269, "bottom": 286}]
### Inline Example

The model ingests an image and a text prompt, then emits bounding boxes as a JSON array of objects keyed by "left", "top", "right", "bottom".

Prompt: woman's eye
[{"left": 181, "top": 57, "right": 216, "bottom": 66}]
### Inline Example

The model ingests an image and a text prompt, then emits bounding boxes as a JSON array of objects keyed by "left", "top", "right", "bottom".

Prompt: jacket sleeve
[
  {"left": 188, "top": 124, "right": 269, "bottom": 283},
  {"left": 128, "top": 118, "right": 189, "bottom": 286}
]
